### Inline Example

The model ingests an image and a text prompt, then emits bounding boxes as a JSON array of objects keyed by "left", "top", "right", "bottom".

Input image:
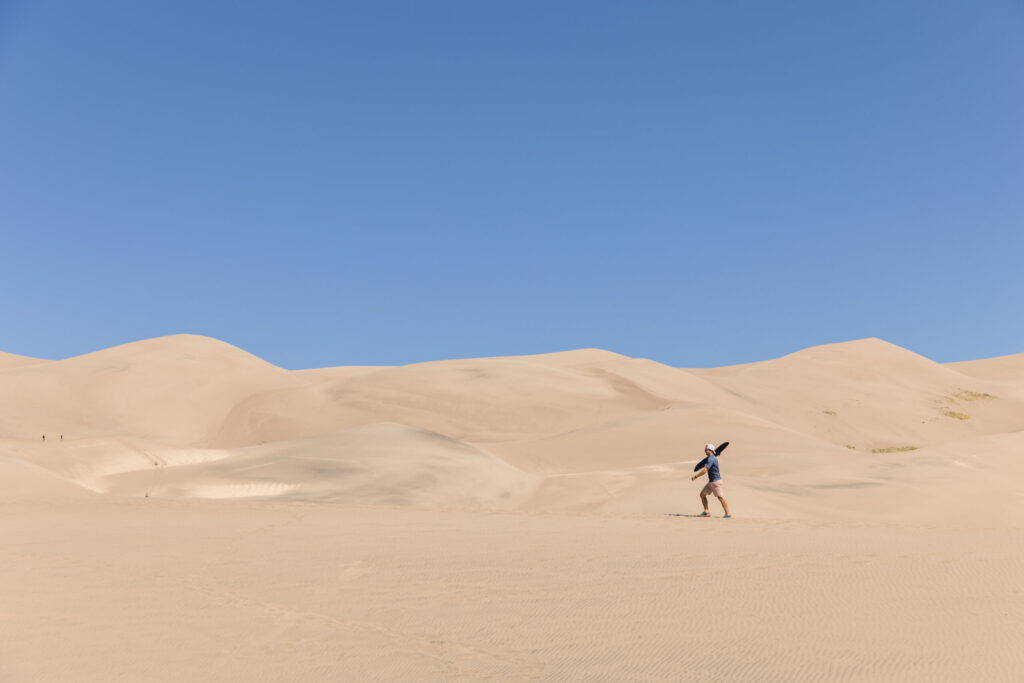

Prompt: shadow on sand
[{"left": 664, "top": 513, "right": 714, "bottom": 518}]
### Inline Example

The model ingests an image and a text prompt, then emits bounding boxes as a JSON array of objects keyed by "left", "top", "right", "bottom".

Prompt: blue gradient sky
[{"left": 2, "top": 1, "right": 1021, "bottom": 368}]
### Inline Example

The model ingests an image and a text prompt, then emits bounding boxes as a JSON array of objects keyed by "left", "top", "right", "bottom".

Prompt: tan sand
[
  {"left": 1, "top": 335, "right": 1022, "bottom": 681},
  {"left": 0, "top": 350, "right": 49, "bottom": 369}
]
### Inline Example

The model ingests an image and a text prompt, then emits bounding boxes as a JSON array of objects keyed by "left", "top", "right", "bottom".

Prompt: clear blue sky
[{"left": 2, "top": 1, "right": 1021, "bottom": 368}]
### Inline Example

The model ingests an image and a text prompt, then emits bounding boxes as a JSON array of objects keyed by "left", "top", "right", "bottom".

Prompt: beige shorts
[{"left": 701, "top": 480, "right": 724, "bottom": 498}]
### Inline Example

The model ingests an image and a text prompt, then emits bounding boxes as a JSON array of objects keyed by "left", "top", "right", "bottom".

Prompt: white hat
[{"left": 705, "top": 443, "right": 715, "bottom": 452}]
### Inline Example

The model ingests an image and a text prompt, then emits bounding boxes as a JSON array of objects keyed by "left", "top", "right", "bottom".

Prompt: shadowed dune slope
[
  {"left": 104, "top": 423, "right": 540, "bottom": 508},
  {"left": 213, "top": 352, "right": 749, "bottom": 449},
  {"left": 213, "top": 352, "right": 670, "bottom": 447}
]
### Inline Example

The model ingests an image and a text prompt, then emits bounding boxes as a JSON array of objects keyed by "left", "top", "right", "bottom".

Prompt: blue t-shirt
[{"left": 705, "top": 454, "right": 722, "bottom": 482}]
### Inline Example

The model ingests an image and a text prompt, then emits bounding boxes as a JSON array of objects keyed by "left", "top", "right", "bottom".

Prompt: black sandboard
[{"left": 693, "top": 441, "right": 729, "bottom": 472}]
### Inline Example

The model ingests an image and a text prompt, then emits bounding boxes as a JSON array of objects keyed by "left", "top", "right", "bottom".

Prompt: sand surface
[{"left": 2, "top": 335, "right": 1023, "bottom": 681}]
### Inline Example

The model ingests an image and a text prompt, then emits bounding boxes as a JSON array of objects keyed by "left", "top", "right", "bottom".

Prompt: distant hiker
[
  {"left": 691, "top": 442, "right": 731, "bottom": 518},
  {"left": 60, "top": 434, "right": 63, "bottom": 441},
  {"left": 42, "top": 434, "right": 45, "bottom": 442}
]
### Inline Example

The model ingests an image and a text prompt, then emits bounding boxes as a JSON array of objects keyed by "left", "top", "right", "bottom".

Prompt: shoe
[
  {"left": 699, "top": 511, "right": 710, "bottom": 517},
  {"left": 723, "top": 514, "right": 732, "bottom": 518}
]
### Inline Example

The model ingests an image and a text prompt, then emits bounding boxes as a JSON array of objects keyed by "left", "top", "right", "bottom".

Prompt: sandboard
[{"left": 693, "top": 441, "right": 729, "bottom": 472}]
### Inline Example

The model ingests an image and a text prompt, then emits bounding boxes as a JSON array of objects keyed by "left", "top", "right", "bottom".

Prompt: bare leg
[
  {"left": 700, "top": 491, "right": 709, "bottom": 512},
  {"left": 717, "top": 495, "right": 731, "bottom": 516}
]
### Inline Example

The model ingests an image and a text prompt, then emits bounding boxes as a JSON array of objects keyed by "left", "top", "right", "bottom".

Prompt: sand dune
[
  {"left": 213, "top": 351, "right": 678, "bottom": 448},
  {"left": 2, "top": 334, "right": 1023, "bottom": 681},
  {"left": 0, "top": 452, "right": 93, "bottom": 500},
  {"left": 689, "top": 338, "right": 1024, "bottom": 451},
  {"left": 1, "top": 333, "right": 1021, "bottom": 513},
  {"left": 105, "top": 422, "right": 540, "bottom": 507},
  {"left": 487, "top": 403, "right": 842, "bottom": 475},
  {"left": 0, "top": 335, "right": 300, "bottom": 446},
  {"left": 0, "top": 350, "right": 49, "bottom": 369},
  {"left": 948, "top": 351, "right": 1024, "bottom": 387}
]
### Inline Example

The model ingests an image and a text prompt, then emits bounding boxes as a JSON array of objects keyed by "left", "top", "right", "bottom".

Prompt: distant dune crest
[{"left": 0, "top": 350, "right": 50, "bottom": 369}]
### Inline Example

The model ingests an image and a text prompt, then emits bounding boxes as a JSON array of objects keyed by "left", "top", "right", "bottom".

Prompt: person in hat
[{"left": 691, "top": 443, "right": 731, "bottom": 518}]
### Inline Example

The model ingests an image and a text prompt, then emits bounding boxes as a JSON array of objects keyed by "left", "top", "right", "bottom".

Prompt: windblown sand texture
[{"left": 2, "top": 335, "right": 1022, "bottom": 681}]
